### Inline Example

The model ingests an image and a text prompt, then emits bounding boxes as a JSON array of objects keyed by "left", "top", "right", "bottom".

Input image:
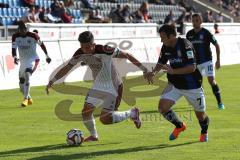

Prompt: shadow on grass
[
  {"left": 1, "top": 141, "right": 199, "bottom": 160},
  {"left": 0, "top": 142, "right": 121, "bottom": 158}
]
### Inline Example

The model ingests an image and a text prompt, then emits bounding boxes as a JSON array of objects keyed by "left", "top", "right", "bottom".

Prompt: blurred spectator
[
  {"left": 109, "top": 4, "right": 125, "bottom": 23},
  {"left": 164, "top": 0, "right": 176, "bottom": 5},
  {"left": 21, "top": 0, "right": 35, "bottom": 8},
  {"left": 164, "top": 10, "right": 174, "bottom": 24},
  {"left": 121, "top": 5, "right": 132, "bottom": 23},
  {"left": 63, "top": 0, "right": 74, "bottom": 9},
  {"left": 59, "top": 1, "right": 72, "bottom": 23},
  {"left": 185, "top": 11, "right": 192, "bottom": 22},
  {"left": 132, "top": 2, "right": 150, "bottom": 23},
  {"left": 27, "top": 6, "right": 37, "bottom": 23},
  {"left": 148, "top": 0, "right": 164, "bottom": 5},
  {"left": 39, "top": 7, "right": 48, "bottom": 23},
  {"left": 215, "top": 12, "right": 223, "bottom": 22},
  {"left": 176, "top": 10, "right": 186, "bottom": 34},
  {"left": 214, "top": 23, "right": 220, "bottom": 34},
  {"left": 86, "top": 9, "right": 110, "bottom": 23},
  {"left": 139, "top": 2, "right": 151, "bottom": 22},
  {"left": 51, "top": 0, "right": 61, "bottom": 17},
  {"left": 81, "top": 0, "right": 94, "bottom": 10},
  {"left": 207, "top": 10, "right": 214, "bottom": 22},
  {"left": 34, "top": 5, "right": 41, "bottom": 23}
]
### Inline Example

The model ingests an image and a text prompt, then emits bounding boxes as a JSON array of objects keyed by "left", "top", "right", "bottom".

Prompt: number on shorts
[
  {"left": 197, "top": 98, "right": 202, "bottom": 106},
  {"left": 207, "top": 65, "right": 213, "bottom": 72}
]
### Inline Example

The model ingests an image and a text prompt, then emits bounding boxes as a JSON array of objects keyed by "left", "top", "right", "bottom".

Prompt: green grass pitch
[{"left": 0, "top": 64, "right": 240, "bottom": 160}]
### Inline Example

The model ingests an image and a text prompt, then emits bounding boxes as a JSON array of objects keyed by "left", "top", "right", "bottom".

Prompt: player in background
[
  {"left": 186, "top": 13, "right": 224, "bottom": 110},
  {"left": 146, "top": 25, "right": 209, "bottom": 142},
  {"left": 12, "top": 21, "right": 51, "bottom": 107},
  {"left": 46, "top": 31, "right": 149, "bottom": 142}
]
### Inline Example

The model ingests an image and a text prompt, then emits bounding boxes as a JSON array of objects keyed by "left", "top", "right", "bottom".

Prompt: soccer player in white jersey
[
  {"left": 46, "top": 31, "right": 149, "bottom": 142},
  {"left": 12, "top": 21, "right": 52, "bottom": 107}
]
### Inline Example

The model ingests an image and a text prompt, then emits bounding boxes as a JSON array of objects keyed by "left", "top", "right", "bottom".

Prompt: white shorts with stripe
[
  {"left": 161, "top": 83, "right": 206, "bottom": 112},
  {"left": 197, "top": 60, "right": 215, "bottom": 77}
]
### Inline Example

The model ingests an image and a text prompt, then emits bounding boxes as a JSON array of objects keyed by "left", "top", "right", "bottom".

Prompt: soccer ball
[{"left": 66, "top": 129, "right": 84, "bottom": 146}]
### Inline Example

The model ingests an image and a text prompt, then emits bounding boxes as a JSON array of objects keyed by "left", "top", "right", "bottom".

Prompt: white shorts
[
  {"left": 161, "top": 84, "right": 206, "bottom": 112},
  {"left": 197, "top": 61, "right": 215, "bottom": 77},
  {"left": 85, "top": 89, "right": 117, "bottom": 111}
]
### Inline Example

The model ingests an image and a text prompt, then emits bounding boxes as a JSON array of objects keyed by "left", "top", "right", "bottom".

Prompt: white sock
[
  {"left": 112, "top": 110, "right": 131, "bottom": 123},
  {"left": 24, "top": 72, "right": 31, "bottom": 99},
  {"left": 83, "top": 115, "right": 98, "bottom": 138}
]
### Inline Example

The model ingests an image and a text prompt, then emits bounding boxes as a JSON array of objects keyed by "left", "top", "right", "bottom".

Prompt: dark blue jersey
[
  {"left": 186, "top": 28, "right": 218, "bottom": 64},
  {"left": 158, "top": 37, "right": 202, "bottom": 90}
]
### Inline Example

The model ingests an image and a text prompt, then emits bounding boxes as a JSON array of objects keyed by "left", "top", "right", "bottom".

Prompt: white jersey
[
  {"left": 12, "top": 32, "right": 41, "bottom": 69},
  {"left": 69, "top": 45, "right": 122, "bottom": 97}
]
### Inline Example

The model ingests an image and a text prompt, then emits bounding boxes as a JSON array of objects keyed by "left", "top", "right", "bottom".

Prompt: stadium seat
[
  {"left": 6, "top": 17, "right": 12, "bottom": 25},
  {"left": 12, "top": 8, "right": 18, "bottom": 17},
  {"left": 0, "top": 17, "right": 7, "bottom": 25},
  {"left": 7, "top": 8, "right": 13, "bottom": 17},
  {"left": 0, "top": 8, "right": 2, "bottom": 17},
  {"left": 47, "top": 0, "right": 51, "bottom": 8},
  {"left": 2, "top": 8, "right": 7, "bottom": 16}
]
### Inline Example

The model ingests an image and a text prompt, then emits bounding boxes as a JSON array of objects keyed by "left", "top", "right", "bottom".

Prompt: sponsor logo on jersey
[
  {"left": 164, "top": 52, "right": 171, "bottom": 56},
  {"left": 199, "top": 34, "right": 204, "bottom": 40},
  {"left": 186, "top": 51, "right": 194, "bottom": 59},
  {"left": 169, "top": 58, "right": 182, "bottom": 64}
]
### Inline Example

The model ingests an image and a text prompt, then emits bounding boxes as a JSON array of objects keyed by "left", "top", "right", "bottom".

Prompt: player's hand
[
  {"left": 46, "top": 56, "right": 51, "bottom": 64},
  {"left": 144, "top": 72, "right": 154, "bottom": 84},
  {"left": 162, "top": 65, "right": 174, "bottom": 74},
  {"left": 14, "top": 57, "right": 19, "bottom": 65},
  {"left": 215, "top": 60, "right": 220, "bottom": 70},
  {"left": 46, "top": 81, "right": 53, "bottom": 95}
]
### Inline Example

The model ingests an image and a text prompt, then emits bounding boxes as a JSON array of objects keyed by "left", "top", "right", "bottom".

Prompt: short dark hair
[
  {"left": 17, "top": 20, "right": 27, "bottom": 29},
  {"left": 78, "top": 31, "right": 94, "bottom": 43},
  {"left": 192, "top": 13, "right": 202, "bottom": 19},
  {"left": 33, "top": 29, "right": 38, "bottom": 34},
  {"left": 158, "top": 24, "right": 176, "bottom": 37}
]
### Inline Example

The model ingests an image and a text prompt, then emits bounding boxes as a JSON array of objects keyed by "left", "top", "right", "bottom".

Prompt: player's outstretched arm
[
  {"left": 215, "top": 43, "right": 221, "bottom": 70},
  {"left": 117, "top": 51, "right": 148, "bottom": 72},
  {"left": 40, "top": 42, "right": 51, "bottom": 64},
  {"left": 12, "top": 48, "right": 19, "bottom": 65},
  {"left": 46, "top": 63, "right": 74, "bottom": 94}
]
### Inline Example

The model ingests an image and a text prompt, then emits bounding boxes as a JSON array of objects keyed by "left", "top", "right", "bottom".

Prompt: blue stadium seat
[
  {"left": 17, "top": 7, "right": 21, "bottom": 16},
  {"left": 7, "top": 8, "right": 13, "bottom": 17},
  {"left": 2, "top": 8, "right": 7, "bottom": 16},
  {"left": 12, "top": 0, "right": 20, "bottom": 7},
  {"left": 0, "top": 8, "right": 2, "bottom": 16},
  {"left": 47, "top": 0, "right": 51, "bottom": 8},
  {"left": 76, "top": 10, "right": 81, "bottom": 18},
  {"left": 21, "top": 7, "right": 28, "bottom": 15},
  {"left": 12, "top": 8, "right": 18, "bottom": 17},
  {"left": 0, "top": 17, "right": 7, "bottom": 25},
  {"left": 6, "top": 17, "right": 12, "bottom": 25}
]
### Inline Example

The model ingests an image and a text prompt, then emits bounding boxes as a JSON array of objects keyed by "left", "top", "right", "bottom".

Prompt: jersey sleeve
[
  {"left": 101, "top": 45, "right": 120, "bottom": 57},
  {"left": 157, "top": 47, "right": 168, "bottom": 65},
  {"left": 35, "top": 33, "right": 43, "bottom": 45},
  {"left": 68, "top": 50, "right": 82, "bottom": 66},
  {"left": 207, "top": 30, "right": 218, "bottom": 45},
  {"left": 183, "top": 39, "right": 195, "bottom": 65}
]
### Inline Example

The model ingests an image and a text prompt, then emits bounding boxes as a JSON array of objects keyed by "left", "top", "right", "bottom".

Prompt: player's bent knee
[{"left": 99, "top": 112, "right": 112, "bottom": 125}]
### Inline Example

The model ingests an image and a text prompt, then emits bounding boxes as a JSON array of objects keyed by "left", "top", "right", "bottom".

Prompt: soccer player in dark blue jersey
[
  {"left": 186, "top": 13, "right": 224, "bottom": 110},
  {"left": 146, "top": 24, "right": 209, "bottom": 142}
]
